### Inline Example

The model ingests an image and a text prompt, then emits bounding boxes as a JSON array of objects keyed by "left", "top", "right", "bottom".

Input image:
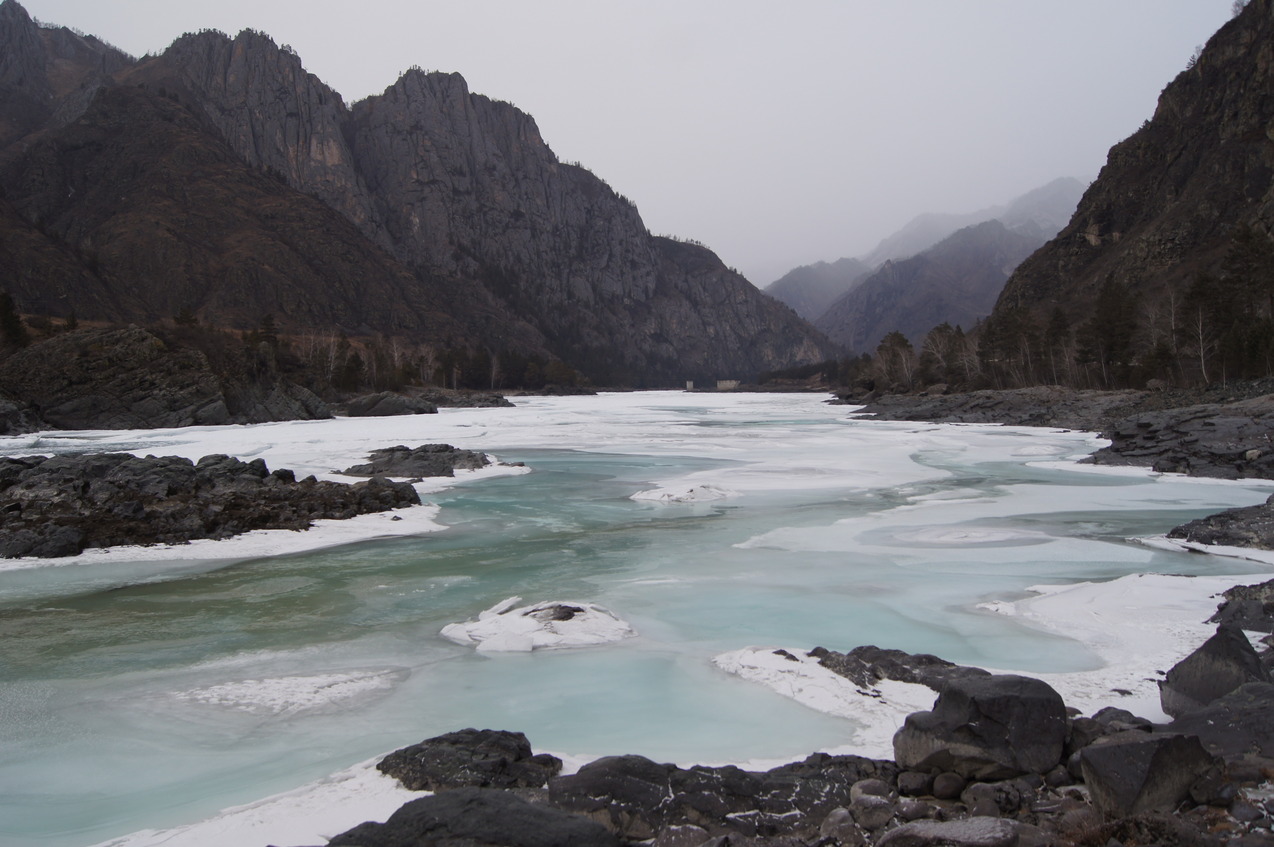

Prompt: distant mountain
[
  {"left": 860, "top": 178, "right": 1083, "bottom": 269},
  {"left": 0, "top": 0, "right": 834, "bottom": 387},
  {"left": 761, "top": 179, "right": 1082, "bottom": 344},
  {"left": 763, "top": 257, "right": 870, "bottom": 322},
  {"left": 815, "top": 220, "right": 1045, "bottom": 353}
]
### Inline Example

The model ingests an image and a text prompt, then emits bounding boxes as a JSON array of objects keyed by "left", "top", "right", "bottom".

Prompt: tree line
[{"left": 762, "top": 226, "right": 1274, "bottom": 394}]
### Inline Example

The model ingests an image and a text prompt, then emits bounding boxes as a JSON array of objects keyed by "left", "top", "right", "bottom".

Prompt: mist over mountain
[
  {"left": 814, "top": 220, "right": 1045, "bottom": 354},
  {"left": 0, "top": 0, "right": 834, "bottom": 387},
  {"left": 762, "top": 179, "right": 1081, "bottom": 353},
  {"left": 762, "top": 258, "right": 871, "bottom": 323}
]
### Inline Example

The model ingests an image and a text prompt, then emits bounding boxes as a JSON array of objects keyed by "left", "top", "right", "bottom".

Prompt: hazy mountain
[
  {"left": 0, "top": 0, "right": 834, "bottom": 386},
  {"left": 815, "top": 220, "right": 1046, "bottom": 353},
  {"left": 859, "top": 177, "right": 1083, "bottom": 269},
  {"left": 763, "top": 257, "right": 870, "bottom": 322}
]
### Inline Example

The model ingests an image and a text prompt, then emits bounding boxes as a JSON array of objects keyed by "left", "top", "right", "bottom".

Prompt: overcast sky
[{"left": 19, "top": 0, "right": 1237, "bottom": 286}]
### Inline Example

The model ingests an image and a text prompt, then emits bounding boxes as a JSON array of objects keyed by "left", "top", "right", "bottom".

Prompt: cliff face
[
  {"left": 817, "top": 221, "right": 1044, "bottom": 353},
  {"left": 994, "top": 0, "right": 1274, "bottom": 323},
  {"left": 0, "top": 6, "right": 833, "bottom": 385}
]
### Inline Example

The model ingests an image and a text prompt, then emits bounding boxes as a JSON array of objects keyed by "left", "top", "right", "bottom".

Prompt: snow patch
[
  {"left": 173, "top": 669, "right": 404, "bottom": 716},
  {"left": 440, "top": 596, "right": 637, "bottom": 652},
  {"left": 713, "top": 647, "right": 935, "bottom": 759},
  {"left": 631, "top": 483, "right": 739, "bottom": 503}
]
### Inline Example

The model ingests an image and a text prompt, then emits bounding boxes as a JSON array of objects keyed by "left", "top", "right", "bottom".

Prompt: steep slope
[
  {"left": 0, "top": 0, "right": 131, "bottom": 149},
  {"left": 0, "top": 2, "right": 834, "bottom": 385},
  {"left": 816, "top": 220, "right": 1045, "bottom": 353},
  {"left": 993, "top": 0, "right": 1274, "bottom": 326},
  {"left": 764, "top": 258, "right": 870, "bottom": 323},
  {"left": 142, "top": 26, "right": 835, "bottom": 382},
  {"left": 0, "top": 83, "right": 521, "bottom": 348}
]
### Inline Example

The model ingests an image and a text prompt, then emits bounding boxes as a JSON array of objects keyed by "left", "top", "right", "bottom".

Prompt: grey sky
[{"left": 19, "top": 0, "right": 1235, "bottom": 286}]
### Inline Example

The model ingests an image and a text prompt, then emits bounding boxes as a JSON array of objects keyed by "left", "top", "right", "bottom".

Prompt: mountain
[
  {"left": 859, "top": 178, "right": 1084, "bottom": 269},
  {"left": 991, "top": 0, "right": 1274, "bottom": 359},
  {"left": 763, "top": 257, "right": 871, "bottom": 322},
  {"left": 0, "top": 1, "right": 834, "bottom": 386},
  {"left": 761, "top": 179, "right": 1082, "bottom": 346},
  {"left": 815, "top": 220, "right": 1045, "bottom": 353}
]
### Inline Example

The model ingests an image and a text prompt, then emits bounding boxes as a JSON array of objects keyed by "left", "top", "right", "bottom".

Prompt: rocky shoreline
[
  {"left": 853, "top": 384, "right": 1274, "bottom": 552},
  {"left": 313, "top": 584, "right": 1274, "bottom": 847},
  {"left": 0, "top": 444, "right": 494, "bottom": 558}
]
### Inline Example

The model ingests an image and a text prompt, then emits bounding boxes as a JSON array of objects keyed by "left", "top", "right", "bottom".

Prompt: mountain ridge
[{"left": 0, "top": 0, "right": 834, "bottom": 386}]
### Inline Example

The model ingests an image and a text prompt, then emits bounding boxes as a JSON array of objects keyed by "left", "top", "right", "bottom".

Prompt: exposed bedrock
[{"left": 0, "top": 451, "right": 420, "bottom": 558}]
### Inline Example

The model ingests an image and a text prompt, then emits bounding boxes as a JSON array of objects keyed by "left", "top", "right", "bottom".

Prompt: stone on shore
[
  {"left": 1079, "top": 732, "right": 1216, "bottom": 819},
  {"left": 376, "top": 728, "right": 562, "bottom": 792},
  {"left": 327, "top": 786, "right": 620, "bottom": 847},
  {"left": 893, "top": 674, "right": 1068, "bottom": 780},
  {"left": 1159, "top": 625, "right": 1269, "bottom": 718},
  {"left": 875, "top": 817, "right": 1021, "bottom": 847}
]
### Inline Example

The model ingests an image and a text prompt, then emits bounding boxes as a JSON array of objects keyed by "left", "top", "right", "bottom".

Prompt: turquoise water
[{"left": 0, "top": 395, "right": 1270, "bottom": 845}]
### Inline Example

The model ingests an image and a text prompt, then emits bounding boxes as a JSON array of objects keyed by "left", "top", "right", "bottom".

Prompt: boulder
[
  {"left": 1165, "top": 681, "right": 1274, "bottom": 762},
  {"left": 893, "top": 675, "right": 1067, "bottom": 779},
  {"left": 327, "top": 786, "right": 620, "bottom": 847},
  {"left": 875, "top": 817, "right": 1021, "bottom": 847},
  {"left": 1078, "top": 732, "right": 1216, "bottom": 818},
  {"left": 376, "top": 728, "right": 562, "bottom": 791},
  {"left": 1159, "top": 625, "right": 1269, "bottom": 718}
]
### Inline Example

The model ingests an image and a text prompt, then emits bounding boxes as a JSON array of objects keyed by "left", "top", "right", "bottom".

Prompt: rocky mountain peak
[{"left": 0, "top": 4, "right": 836, "bottom": 386}]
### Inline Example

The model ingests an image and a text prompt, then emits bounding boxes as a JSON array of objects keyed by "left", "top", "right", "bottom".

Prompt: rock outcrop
[
  {"left": 0, "top": 452, "right": 420, "bottom": 557},
  {"left": 342, "top": 444, "right": 491, "bottom": 479}
]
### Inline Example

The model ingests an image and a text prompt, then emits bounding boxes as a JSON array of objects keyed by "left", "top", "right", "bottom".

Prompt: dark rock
[
  {"left": 898, "top": 771, "right": 936, "bottom": 797},
  {"left": 819, "top": 807, "right": 866, "bottom": 846},
  {"left": 875, "top": 817, "right": 1021, "bottom": 847},
  {"left": 340, "top": 392, "right": 438, "bottom": 417},
  {"left": 1209, "top": 579, "right": 1274, "bottom": 632},
  {"left": 1160, "top": 625, "right": 1269, "bottom": 717},
  {"left": 326, "top": 786, "right": 620, "bottom": 847},
  {"left": 893, "top": 674, "right": 1068, "bottom": 779},
  {"left": 343, "top": 444, "right": 490, "bottom": 479},
  {"left": 376, "top": 729, "right": 561, "bottom": 791},
  {"left": 811, "top": 644, "right": 990, "bottom": 692},
  {"left": 0, "top": 451, "right": 419, "bottom": 557},
  {"left": 1090, "top": 706, "right": 1153, "bottom": 734},
  {"left": 1079, "top": 732, "right": 1216, "bottom": 818},
  {"left": 848, "top": 793, "right": 895, "bottom": 830},
  {"left": 1164, "top": 682, "right": 1274, "bottom": 761},
  {"left": 547, "top": 750, "right": 896, "bottom": 840},
  {"left": 932, "top": 772, "right": 968, "bottom": 800}
]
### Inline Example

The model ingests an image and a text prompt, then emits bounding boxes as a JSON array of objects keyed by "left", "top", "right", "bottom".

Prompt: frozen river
[{"left": 0, "top": 391, "right": 1270, "bottom": 846}]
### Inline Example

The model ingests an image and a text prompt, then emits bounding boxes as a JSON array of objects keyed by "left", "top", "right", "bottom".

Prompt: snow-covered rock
[
  {"left": 630, "top": 483, "right": 738, "bottom": 503},
  {"left": 440, "top": 596, "right": 637, "bottom": 652}
]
